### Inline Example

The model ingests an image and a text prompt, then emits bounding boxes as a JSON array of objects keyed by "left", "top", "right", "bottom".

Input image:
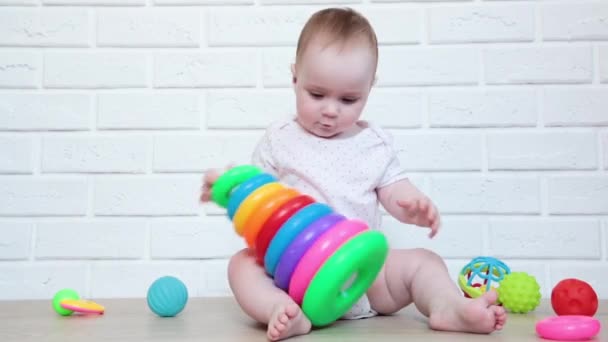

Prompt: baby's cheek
[{"left": 298, "top": 101, "right": 318, "bottom": 122}]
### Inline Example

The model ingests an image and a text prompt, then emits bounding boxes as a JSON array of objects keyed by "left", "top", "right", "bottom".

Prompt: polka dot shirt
[{"left": 251, "top": 118, "right": 409, "bottom": 319}]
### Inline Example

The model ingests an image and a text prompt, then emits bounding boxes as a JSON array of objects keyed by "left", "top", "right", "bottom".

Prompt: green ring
[
  {"left": 211, "top": 165, "right": 261, "bottom": 208},
  {"left": 52, "top": 288, "right": 80, "bottom": 316},
  {"left": 302, "top": 230, "right": 388, "bottom": 327}
]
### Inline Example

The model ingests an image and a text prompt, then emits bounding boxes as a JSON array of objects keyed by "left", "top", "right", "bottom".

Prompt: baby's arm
[{"left": 377, "top": 179, "right": 441, "bottom": 238}]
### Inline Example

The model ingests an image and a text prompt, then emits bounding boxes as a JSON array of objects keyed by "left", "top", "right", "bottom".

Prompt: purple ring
[{"left": 273, "top": 213, "right": 346, "bottom": 291}]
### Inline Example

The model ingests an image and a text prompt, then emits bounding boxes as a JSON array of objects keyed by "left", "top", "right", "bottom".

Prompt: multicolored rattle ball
[
  {"left": 52, "top": 288, "right": 104, "bottom": 316},
  {"left": 211, "top": 165, "right": 389, "bottom": 327},
  {"left": 458, "top": 256, "right": 510, "bottom": 299}
]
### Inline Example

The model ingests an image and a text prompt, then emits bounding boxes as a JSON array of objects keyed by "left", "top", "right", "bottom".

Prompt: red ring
[{"left": 255, "top": 194, "right": 315, "bottom": 265}]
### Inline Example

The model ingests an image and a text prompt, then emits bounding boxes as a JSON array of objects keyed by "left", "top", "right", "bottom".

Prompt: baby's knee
[
  {"left": 415, "top": 247, "right": 441, "bottom": 259},
  {"left": 392, "top": 248, "right": 444, "bottom": 264},
  {"left": 228, "top": 249, "right": 251, "bottom": 273}
]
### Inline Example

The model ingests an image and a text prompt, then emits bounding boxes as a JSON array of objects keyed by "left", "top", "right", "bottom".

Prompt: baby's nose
[{"left": 321, "top": 103, "right": 339, "bottom": 117}]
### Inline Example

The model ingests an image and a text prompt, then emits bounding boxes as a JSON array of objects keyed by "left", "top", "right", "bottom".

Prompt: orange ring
[
  {"left": 233, "top": 182, "right": 284, "bottom": 236},
  {"left": 243, "top": 187, "right": 300, "bottom": 248}
]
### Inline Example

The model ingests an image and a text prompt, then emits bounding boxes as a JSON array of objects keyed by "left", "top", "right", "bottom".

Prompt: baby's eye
[
  {"left": 341, "top": 98, "right": 358, "bottom": 104},
  {"left": 308, "top": 91, "right": 323, "bottom": 99}
]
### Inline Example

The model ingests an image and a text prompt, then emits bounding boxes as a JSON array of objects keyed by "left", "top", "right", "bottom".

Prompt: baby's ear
[{"left": 291, "top": 63, "right": 297, "bottom": 84}]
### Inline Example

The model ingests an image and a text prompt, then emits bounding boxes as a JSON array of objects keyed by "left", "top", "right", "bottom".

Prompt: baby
[{"left": 200, "top": 7, "right": 507, "bottom": 341}]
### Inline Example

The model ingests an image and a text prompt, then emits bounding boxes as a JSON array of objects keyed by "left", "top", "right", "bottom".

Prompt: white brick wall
[
  {"left": 0, "top": 0, "right": 607, "bottom": 302},
  {"left": 429, "top": 4, "right": 535, "bottom": 43}
]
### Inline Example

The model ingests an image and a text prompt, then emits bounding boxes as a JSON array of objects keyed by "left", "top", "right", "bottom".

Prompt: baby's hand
[
  {"left": 199, "top": 166, "right": 233, "bottom": 203},
  {"left": 199, "top": 170, "right": 219, "bottom": 203},
  {"left": 397, "top": 196, "right": 441, "bottom": 238}
]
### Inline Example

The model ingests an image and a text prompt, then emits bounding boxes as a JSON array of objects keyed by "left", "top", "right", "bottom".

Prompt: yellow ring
[
  {"left": 233, "top": 182, "right": 284, "bottom": 236},
  {"left": 243, "top": 187, "right": 300, "bottom": 248}
]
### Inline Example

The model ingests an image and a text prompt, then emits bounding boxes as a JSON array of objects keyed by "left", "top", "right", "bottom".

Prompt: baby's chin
[
  {"left": 298, "top": 123, "right": 338, "bottom": 138},
  {"left": 311, "top": 127, "right": 342, "bottom": 138}
]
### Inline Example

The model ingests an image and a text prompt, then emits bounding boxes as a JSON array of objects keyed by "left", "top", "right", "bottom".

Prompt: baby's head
[{"left": 292, "top": 8, "right": 378, "bottom": 138}]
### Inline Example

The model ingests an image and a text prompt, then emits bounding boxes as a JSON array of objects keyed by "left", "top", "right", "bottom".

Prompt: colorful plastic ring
[
  {"left": 60, "top": 299, "right": 105, "bottom": 314},
  {"left": 536, "top": 315, "right": 601, "bottom": 341},
  {"left": 243, "top": 187, "right": 300, "bottom": 249},
  {"left": 274, "top": 213, "right": 346, "bottom": 291},
  {"left": 255, "top": 195, "right": 315, "bottom": 266},
  {"left": 233, "top": 182, "right": 284, "bottom": 236},
  {"left": 288, "top": 219, "right": 368, "bottom": 304},
  {"left": 264, "top": 203, "right": 333, "bottom": 276},
  {"left": 211, "top": 165, "right": 261, "bottom": 208},
  {"left": 227, "top": 173, "right": 277, "bottom": 219},
  {"left": 303, "top": 230, "right": 389, "bottom": 327}
]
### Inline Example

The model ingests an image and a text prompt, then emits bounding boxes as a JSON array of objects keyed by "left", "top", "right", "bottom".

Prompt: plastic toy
[
  {"left": 210, "top": 165, "right": 389, "bottom": 327},
  {"left": 551, "top": 278, "right": 598, "bottom": 316},
  {"left": 147, "top": 276, "right": 189, "bottom": 317},
  {"left": 52, "top": 288, "right": 104, "bottom": 316},
  {"left": 497, "top": 272, "right": 541, "bottom": 314},
  {"left": 536, "top": 315, "right": 601, "bottom": 341},
  {"left": 458, "top": 256, "right": 511, "bottom": 299}
]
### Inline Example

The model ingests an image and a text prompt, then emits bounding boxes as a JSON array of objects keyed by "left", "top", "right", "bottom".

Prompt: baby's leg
[
  {"left": 367, "top": 248, "right": 507, "bottom": 334},
  {"left": 228, "top": 249, "right": 311, "bottom": 341}
]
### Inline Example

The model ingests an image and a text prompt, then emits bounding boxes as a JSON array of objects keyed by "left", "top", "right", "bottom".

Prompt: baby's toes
[
  {"left": 495, "top": 310, "right": 507, "bottom": 328},
  {"left": 268, "top": 327, "right": 279, "bottom": 340}
]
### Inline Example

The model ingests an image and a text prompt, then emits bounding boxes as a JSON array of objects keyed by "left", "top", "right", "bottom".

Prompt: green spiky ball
[{"left": 497, "top": 272, "right": 541, "bottom": 314}]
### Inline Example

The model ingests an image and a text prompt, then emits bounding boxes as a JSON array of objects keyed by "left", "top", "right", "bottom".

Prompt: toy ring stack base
[
  {"left": 210, "top": 165, "right": 389, "bottom": 327},
  {"left": 536, "top": 315, "right": 601, "bottom": 341},
  {"left": 302, "top": 230, "right": 387, "bottom": 326}
]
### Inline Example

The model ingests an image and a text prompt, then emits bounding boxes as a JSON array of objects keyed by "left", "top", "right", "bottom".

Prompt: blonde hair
[{"left": 295, "top": 8, "right": 378, "bottom": 73}]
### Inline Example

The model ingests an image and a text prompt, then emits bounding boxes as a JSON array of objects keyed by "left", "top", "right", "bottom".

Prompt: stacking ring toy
[
  {"left": 209, "top": 165, "right": 389, "bottom": 327},
  {"left": 211, "top": 165, "right": 261, "bottom": 207},
  {"left": 227, "top": 173, "right": 277, "bottom": 219},
  {"left": 255, "top": 195, "right": 315, "bottom": 265},
  {"left": 536, "top": 315, "right": 601, "bottom": 341},
  {"left": 264, "top": 203, "right": 333, "bottom": 276},
  {"left": 274, "top": 213, "right": 345, "bottom": 291},
  {"left": 233, "top": 182, "right": 284, "bottom": 236},
  {"left": 303, "top": 230, "right": 388, "bottom": 327},
  {"left": 289, "top": 219, "right": 368, "bottom": 304},
  {"left": 243, "top": 187, "right": 300, "bottom": 248}
]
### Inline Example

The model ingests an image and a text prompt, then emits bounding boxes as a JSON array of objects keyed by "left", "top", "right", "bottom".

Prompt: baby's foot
[
  {"left": 267, "top": 303, "right": 311, "bottom": 341},
  {"left": 429, "top": 290, "right": 507, "bottom": 334}
]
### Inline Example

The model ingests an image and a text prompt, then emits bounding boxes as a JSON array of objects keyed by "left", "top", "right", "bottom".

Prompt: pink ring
[
  {"left": 536, "top": 315, "right": 601, "bottom": 341},
  {"left": 288, "top": 219, "right": 368, "bottom": 305}
]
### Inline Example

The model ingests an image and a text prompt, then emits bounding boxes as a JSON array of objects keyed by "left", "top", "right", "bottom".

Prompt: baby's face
[{"left": 292, "top": 38, "right": 376, "bottom": 138}]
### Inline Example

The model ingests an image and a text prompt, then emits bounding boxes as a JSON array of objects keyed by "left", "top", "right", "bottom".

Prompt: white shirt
[
  {"left": 252, "top": 118, "right": 408, "bottom": 231},
  {"left": 251, "top": 118, "right": 408, "bottom": 319}
]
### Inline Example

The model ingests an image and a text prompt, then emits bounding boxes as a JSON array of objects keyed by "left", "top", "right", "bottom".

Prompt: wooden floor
[{"left": 0, "top": 297, "right": 605, "bottom": 341}]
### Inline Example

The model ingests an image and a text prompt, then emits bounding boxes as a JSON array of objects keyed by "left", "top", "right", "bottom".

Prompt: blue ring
[
  {"left": 227, "top": 173, "right": 277, "bottom": 219},
  {"left": 264, "top": 202, "right": 333, "bottom": 276}
]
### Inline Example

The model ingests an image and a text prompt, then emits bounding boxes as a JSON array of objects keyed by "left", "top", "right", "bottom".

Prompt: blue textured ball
[{"left": 147, "top": 276, "right": 188, "bottom": 317}]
